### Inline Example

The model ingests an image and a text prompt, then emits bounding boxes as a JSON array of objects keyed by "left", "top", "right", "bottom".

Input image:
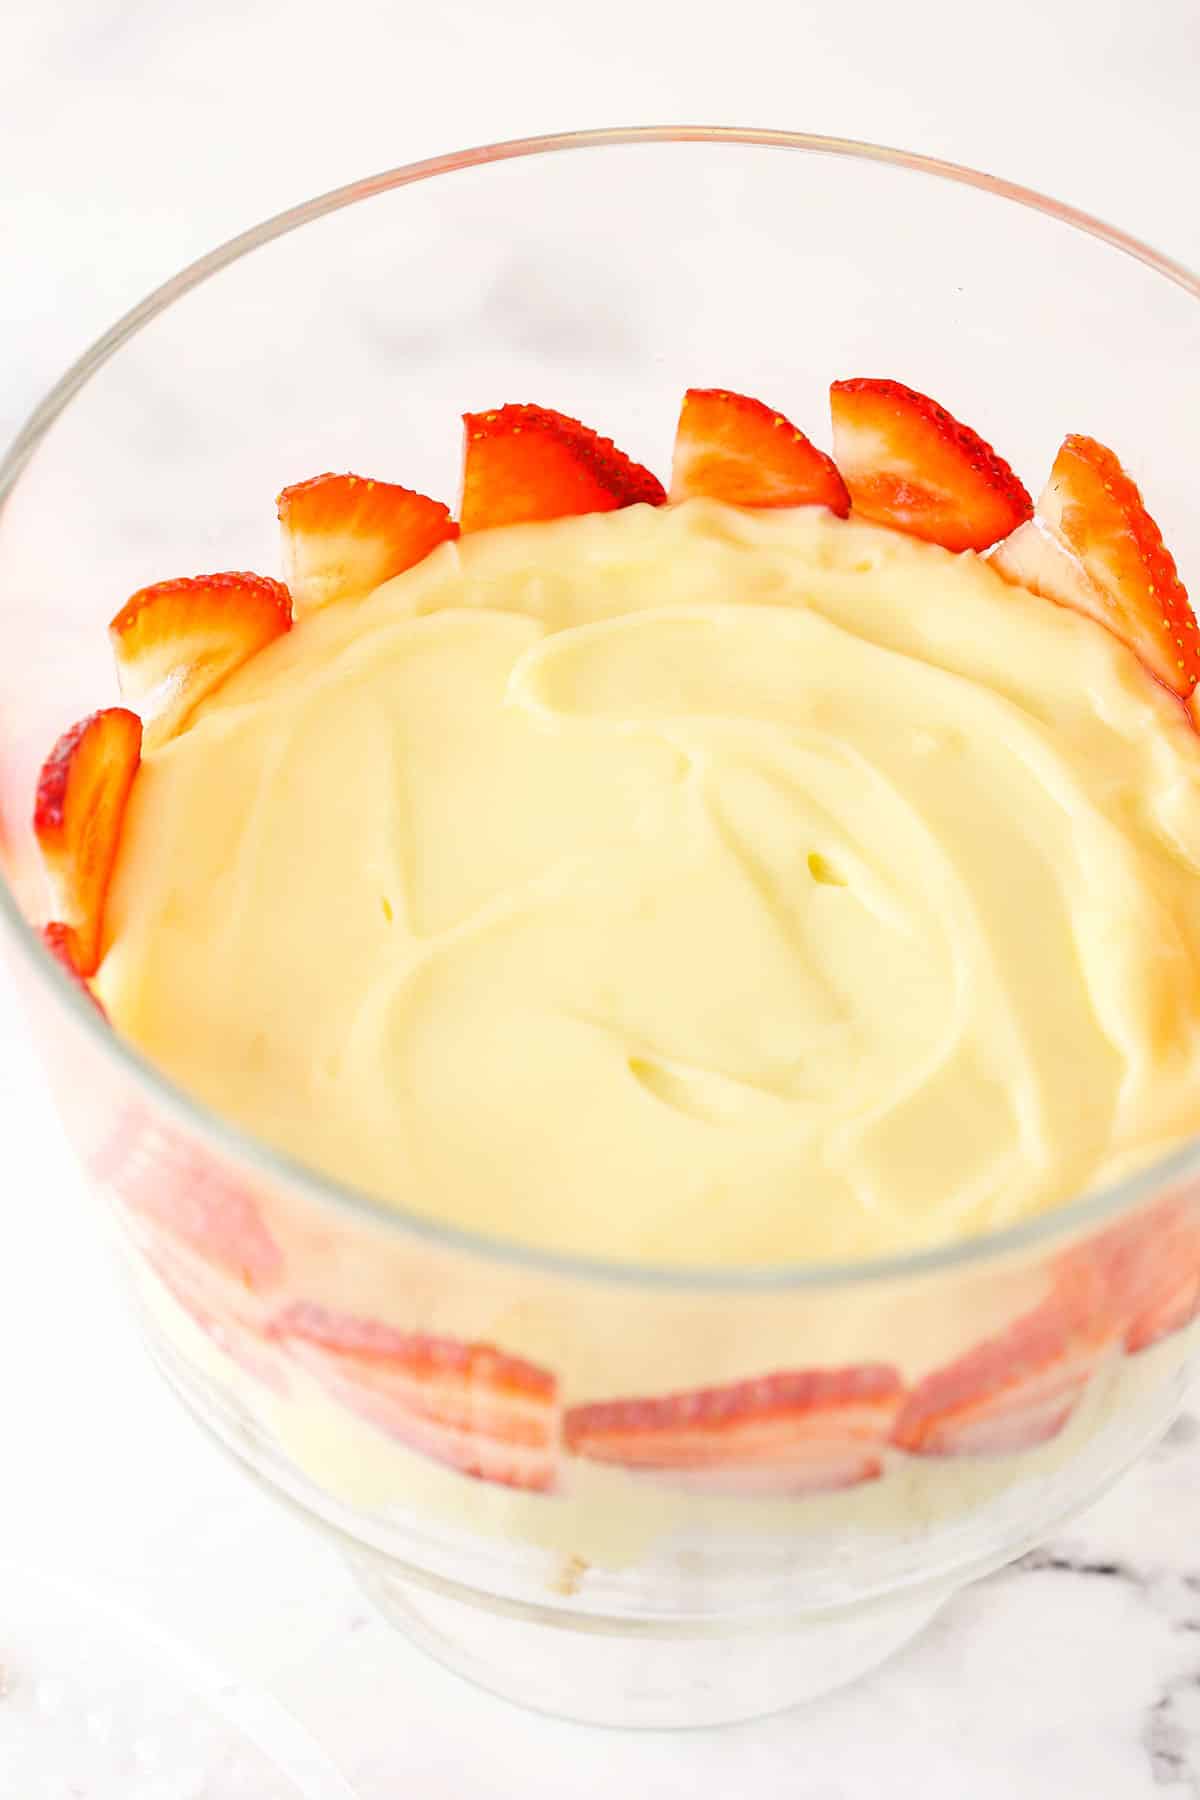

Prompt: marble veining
[{"left": 1005, "top": 1409, "right": 1200, "bottom": 1796}]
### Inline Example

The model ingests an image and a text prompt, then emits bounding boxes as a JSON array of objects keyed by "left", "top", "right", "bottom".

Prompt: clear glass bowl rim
[{"left": 4, "top": 123, "right": 1200, "bottom": 1295}]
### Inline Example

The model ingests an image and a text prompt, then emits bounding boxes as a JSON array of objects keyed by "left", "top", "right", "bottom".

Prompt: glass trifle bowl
[{"left": 2, "top": 128, "right": 1200, "bottom": 1730}]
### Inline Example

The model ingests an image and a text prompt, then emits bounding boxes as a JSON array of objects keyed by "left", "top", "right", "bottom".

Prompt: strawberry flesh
[
  {"left": 1127, "top": 1275, "right": 1200, "bottom": 1355},
  {"left": 95, "top": 1109, "right": 283, "bottom": 1293},
  {"left": 41, "top": 921, "right": 108, "bottom": 1017},
  {"left": 564, "top": 1365, "right": 904, "bottom": 1494},
  {"left": 33, "top": 708, "right": 142, "bottom": 976},
  {"left": 1033, "top": 435, "right": 1199, "bottom": 697},
  {"left": 275, "top": 1302, "right": 561, "bottom": 1492},
  {"left": 98, "top": 1111, "right": 284, "bottom": 1381},
  {"left": 669, "top": 387, "right": 850, "bottom": 514},
  {"left": 460, "top": 404, "right": 665, "bottom": 534},
  {"left": 109, "top": 571, "right": 292, "bottom": 749},
  {"left": 892, "top": 1276, "right": 1112, "bottom": 1457},
  {"left": 830, "top": 377, "right": 1032, "bottom": 552},
  {"left": 1054, "top": 1195, "right": 1200, "bottom": 1357},
  {"left": 149, "top": 1248, "right": 287, "bottom": 1393},
  {"left": 277, "top": 472, "right": 457, "bottom": 613},
  {"left": 987, "top": 518, "right": 1113, "bottom": 630}
]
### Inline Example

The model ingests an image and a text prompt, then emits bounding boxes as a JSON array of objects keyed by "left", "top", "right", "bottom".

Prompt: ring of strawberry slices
[{"left": 30, "top": 377, "right": 1200, "bottom": 1498}]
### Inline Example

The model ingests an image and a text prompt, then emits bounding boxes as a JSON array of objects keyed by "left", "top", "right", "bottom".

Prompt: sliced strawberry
[
  {"left": 94, "top": 1109, "right": 283, "bottom": 1295},
  {"left": 109, "top": 572, "right": 292, "bottom": 750},
  {"left": 829, "top": 377, "right": 1032, "bottom": 553},
  {"left": 41, "top": 920, "right": 77, "bottom": 968},
  {"left": 40, "top": 922, "right": 108, "bottom": 1017},
  {"left": 892, "top": 1279, "right": 1111, "bottom": 1457},
  {"left": 1055, "top": 1196, "right": 1200, "bottom": 1356},
  {"left": 669, "top": 388, "right": 850, "bottom": 514},
  {"left": 33, "top": 708, "right": 142, "bottom": 976},
  {"left": 988, "top": 518, "right": 1112, "bottom": 627},
  {"left": 564, "top": 1365, "right": 904, "bottom": 1495},
  {"left": 1127, "top": 1275, "right": 1200, "bottom": 1354},
  {"left": 460, "top": 404, "right": 665, "bottom": 534},
  {"left": 1018, "top": 435, "right": 1198, "bottom": 698},
  {"left": 275, "top": 1302, "right": 561, "bottom": 1492},
  {"left": 107, "top": 1126, "right": 283, "bottom": 1372},
  {"left": 277, "top": 473, "right": 457, "bottom": 614},
  {"left": 148, "top": 1248, "right": 287, "bottom": 1394}
]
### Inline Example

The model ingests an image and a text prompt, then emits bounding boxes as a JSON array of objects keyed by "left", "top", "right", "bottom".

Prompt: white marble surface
[{"left": 3, "top": 0, "right": 1200, "bottom": 1791}]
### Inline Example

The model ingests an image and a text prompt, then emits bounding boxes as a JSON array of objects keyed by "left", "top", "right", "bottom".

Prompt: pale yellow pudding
[{"left": 98, "top": 499, "right": 1200, "bottom": 1266}]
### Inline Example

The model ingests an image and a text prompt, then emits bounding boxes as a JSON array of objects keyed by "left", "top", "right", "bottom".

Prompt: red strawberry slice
[
  {"left": 33, "top": 708, "right": 142, "bottom": 976},
  {"left": 1055, "top": 1196, "right": 1200, "bottom": 1356},
  {"left": 1126, "top": 1275, "right": 1200, "bottom": 1355},
  {"left": 109, "top": 571, "right": 292, "bottom": 749},
  {"left": 564, "top": 1365, "right": 904, "bottom": 1495},
  {"left": 892, "top": 1279, "right": 1112, "bottom": 1457},
  {"left": 669, "top": 388, "right": 850, "bottom": 514},
  {"left": 1000, "top": 435, "right": 1198, "bottom": 698},
  {"left": 829, "top": 377, "right": 1032, "bottom": 553},
  {"left": 94, "top": 1109, "right": 283, "bottom": 1296},
  {"left": 460, "top": 404, "right": 666, "bottom": 534},
  {"left": 148, "top": 1248, "right": 287, "bottom": 1394},
  {"left": 103, "top": 1118, "right": 284, "bottom": 1371},
  {"left": 987, "top": 518, "right": 1110, "bottom": 627},
  {"left": 277, "top": 472, "right": 457, "bottom": 614},
  {"left": 41, "top": 921, "right": 108, "bottom": 1017},
  {"left": 275, "top": 1303, "right": 561, "bottom": 1493}
]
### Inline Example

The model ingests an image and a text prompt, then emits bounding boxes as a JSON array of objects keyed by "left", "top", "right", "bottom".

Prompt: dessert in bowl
[{"left": 2, "top": 130, "right": 1199, "bottom": 1728}]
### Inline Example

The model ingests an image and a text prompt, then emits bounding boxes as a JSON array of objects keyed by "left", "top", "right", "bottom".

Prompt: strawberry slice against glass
[
  {"left": 829, "top": 377, "right": 1032, "bottom": 552},
  {"left": 148, "top": 1248, "right": 288, "bottom": 1393},
  {"left": 40, "top": 921, "right": 108, "bottom": 1016},
  {"left": 990, "top": 434, "right": 1199, "bottom": 699},
  {"left": 277, "top": 472, "right": 457, "bottom": 614},
  {"left": 1055, "top": 1195, "right": 1200, "bottom": 1357},
  {"left": 34, "top": 708, "right": 142, "bottom": 976},
  {"left": 94, "top": 1108, "right": 283, "bottom": 1309},
  {"left": 669, "top": 388, "right": 850, "bottom": 513},
  {"left": 1126, "top": 1269, "right": 1200, "bottom": 1355},
  {"left": 892, "top": 1269, "right": 1115, "bottom": 1458},
  {"left": 564, "top": 1366, "right": 904, "bottom": 1495},
  {"left": 460, "top": 404, "right": 665, "bottom": 533},
  {"left": 274, "top": 1303, "right": 561, "bottom": 1493},
  {"left": 109, "top": 571, "right": 292, "bottom": 750}
]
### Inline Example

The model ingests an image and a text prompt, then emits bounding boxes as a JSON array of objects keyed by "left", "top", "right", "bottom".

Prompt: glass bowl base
[{"left": 346, "top": 1553, "right": 948, "bottom": 1729}]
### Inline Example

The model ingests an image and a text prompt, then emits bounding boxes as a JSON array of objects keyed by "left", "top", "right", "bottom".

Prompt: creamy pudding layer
[{"left": 100, "top": 500, "right": 1200, "bottom": 1264}]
